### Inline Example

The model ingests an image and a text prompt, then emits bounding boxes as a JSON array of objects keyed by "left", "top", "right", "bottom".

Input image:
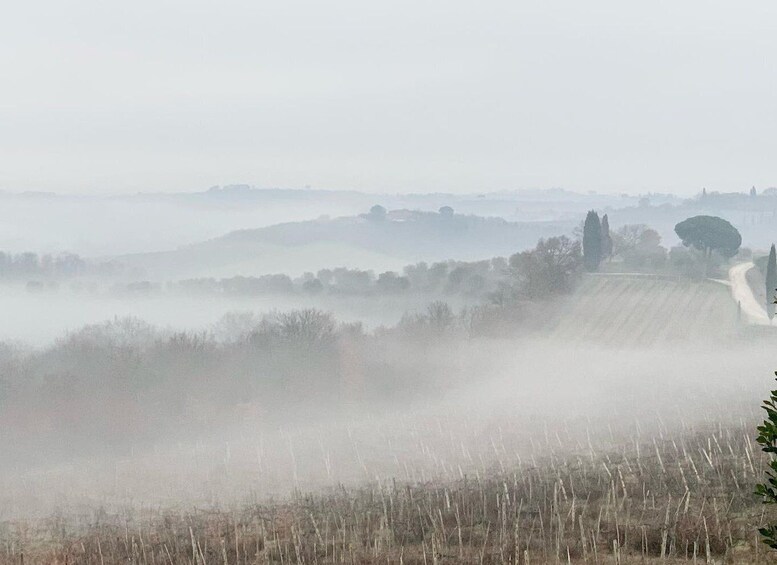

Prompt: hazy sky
[{"left": 2, "top": 1, "right": 777, "bottom": 195}]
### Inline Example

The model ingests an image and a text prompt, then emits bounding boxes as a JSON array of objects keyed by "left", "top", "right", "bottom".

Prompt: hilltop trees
[
  {"left": 438, "top": 206, "right": 454, "bottom": 218},
  {"left": 367, "top": 205, "right": 387, "bottom": 222},
  {"left": 674, "top": 215, "right": 741, "bottom": 258},
  {"left": 767, "top": 244, "right": 777, "bottom": 321},
  {"left": 582, "top": 211, "right": 602, "bottom": 271}
]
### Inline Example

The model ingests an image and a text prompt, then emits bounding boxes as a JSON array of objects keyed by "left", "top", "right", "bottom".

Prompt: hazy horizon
[
  {"left": 3, "top": 0, "right": 777, "bottom": 196},
  {"left": 0, "top": 184, "right": 693, "bottom": 198}
]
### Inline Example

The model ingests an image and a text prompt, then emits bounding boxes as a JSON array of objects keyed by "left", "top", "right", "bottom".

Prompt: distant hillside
[
  {"left": 0, "top": 186, "right": 649, "bottom": 257},
  {"left": 117, "top": 210, "right": 573, "bottom": 280},
  {"left": 2, "top": 184, "right": 774, "bottom": 260},
  {"left": 541, "top": 275, "right": 741, "bottom": 346}
]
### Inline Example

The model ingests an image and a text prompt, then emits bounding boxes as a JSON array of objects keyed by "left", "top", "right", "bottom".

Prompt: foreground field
[{"left": 0, "top": 419, "right": 771, "bottom": 564}]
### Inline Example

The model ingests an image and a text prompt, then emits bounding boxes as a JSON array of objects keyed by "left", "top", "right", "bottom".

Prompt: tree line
[
  {"left": 581, "top": 210, "right": 742, "bottom": 277},
  {"left": 169, "top": 237, "right": 584, "bottom": 302}
]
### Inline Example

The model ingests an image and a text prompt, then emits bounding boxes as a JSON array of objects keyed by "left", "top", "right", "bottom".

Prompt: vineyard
[
  {"left": 0, "top": 396, "right": 772, "bottom": 564},
  {"left": 543, "top": 275, "right": 742, "bottom": 346}
]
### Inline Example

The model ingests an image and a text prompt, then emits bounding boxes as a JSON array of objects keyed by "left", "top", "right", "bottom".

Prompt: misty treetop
[{"left": 674, "top": 215, "right": 742, "bottom": 258}]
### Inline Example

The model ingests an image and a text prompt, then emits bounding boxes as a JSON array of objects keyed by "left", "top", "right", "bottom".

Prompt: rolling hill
[{"left": 116, "top": 211, "right": 573, "bottom": 280}]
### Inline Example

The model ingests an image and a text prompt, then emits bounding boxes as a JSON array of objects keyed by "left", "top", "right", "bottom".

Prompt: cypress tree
[
  {"left": 600, "top": 214, "right": 613, "bottom": 260},
  {"left": 583, "top": 210, "right": 602, "bottom": 272},
  {"left": 767, "top": 244, "right": 777, "bottom": 321}
]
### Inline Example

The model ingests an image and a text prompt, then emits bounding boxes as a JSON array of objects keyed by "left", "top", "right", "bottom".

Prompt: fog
[
  {"left": 0, "top": 337, "right": 770, "bottom": 521},
  {"left": 3, "top": 3, "right": 777, "bottom": 559},
  {"left": 0, "top": 286, "right": 471, "bottom": 345}
]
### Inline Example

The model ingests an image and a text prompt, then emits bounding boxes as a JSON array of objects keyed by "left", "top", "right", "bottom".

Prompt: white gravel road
[{"left": 728, "top": 262, "right": 771, "bottom": 325}]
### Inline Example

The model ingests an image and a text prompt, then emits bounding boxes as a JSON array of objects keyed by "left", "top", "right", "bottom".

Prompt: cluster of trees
[
  {"left": 613, "top": 224, "right": 668, "bottom": 269},
  {"left": 0, "top": 251, "right": 127, "bottom": 284},
  {"left": 0, "top": 251, "right": 87, "bottom": 280},
  {"left": 168, "top": 235, "right": 586, "bottom": 305},
  {"left": 577, "top": 211, "right": 742, "bottom": 278},
  {"left": 505, "top": 236, "right": 582, "bottom": 300},
  {"left": 174, "top": 258, "right": 510, "bottom": 299},
  {"left": 581, "top": 214, "right": 667, "bottom": 271},
  {"left": 0, "top": 312, "right": 375, "bottom": 460}
]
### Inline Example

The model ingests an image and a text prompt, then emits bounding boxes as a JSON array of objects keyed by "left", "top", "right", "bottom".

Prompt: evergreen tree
[
  {"left": 767, "top": 244, "right": 777, "bottom": 321},
  {"left": 751, "top": 186, "right": 758, "bottom": 197},
  {"left": 582, "top": 210, "right": 602, "bottom": 272},
  {"left": 674, "top": 215, "right": 742, "bottom": 258},
  {"left": 600, "top": 214, "right": 613, "bottom": 260}
]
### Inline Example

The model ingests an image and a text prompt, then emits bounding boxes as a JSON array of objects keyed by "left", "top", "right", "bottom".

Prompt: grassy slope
[{"left": 542, "top": 275, "right": 739, "bottom": 346}]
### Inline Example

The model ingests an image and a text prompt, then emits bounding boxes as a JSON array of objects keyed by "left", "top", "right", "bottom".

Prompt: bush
[{"left": 755, "top": 377, "right": 777, "bottom": 549}]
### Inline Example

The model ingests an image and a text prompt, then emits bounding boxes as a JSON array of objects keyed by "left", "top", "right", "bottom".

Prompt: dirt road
[{"left": 728, "top": 262, "right": 771, "bottom": 325}]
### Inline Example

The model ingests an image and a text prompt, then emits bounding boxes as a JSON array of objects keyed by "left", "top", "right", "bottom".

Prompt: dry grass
[{"left": 0, "top": 420, "right": 772, "bottom": 564}]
